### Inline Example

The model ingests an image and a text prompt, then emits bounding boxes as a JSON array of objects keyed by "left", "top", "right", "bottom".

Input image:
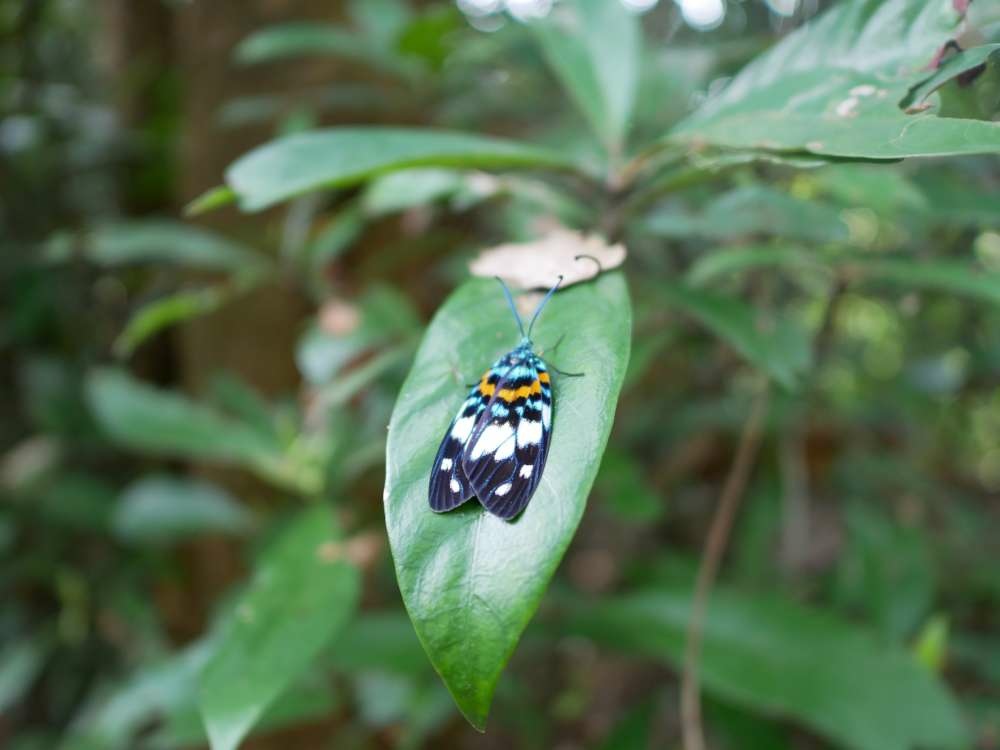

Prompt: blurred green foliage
[{"left": 2, "top": 0, "right": 1000, "bottom": 749}]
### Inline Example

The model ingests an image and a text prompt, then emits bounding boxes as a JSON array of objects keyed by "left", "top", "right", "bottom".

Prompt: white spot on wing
[
  {"left": 451, "top": 415, "right": 475, "bottom": 443},
  {"left": 470, "top": 422, "right": 514, "bottom": 460},
  {"left": 440, "top": 458, "right": 452, "bottom": 471},
  {"left": 519, "top": 464, "right": 533, "bottom": 479},
  {"left": 449, "top": 478, "right": 461, "bottom": 493},
  {"left": 518, "top": 419, "right": 543, "bottom": 447},
  {"left": 495, "top": 483, "right": 512, "bottom": 496},
  {"left": 541, "top": 403, "right": 552, "bottom": 428}
]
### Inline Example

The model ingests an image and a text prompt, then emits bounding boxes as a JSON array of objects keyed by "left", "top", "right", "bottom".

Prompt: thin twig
[{"left": 680, "top": 382, "right": 771, "bottom": 750}]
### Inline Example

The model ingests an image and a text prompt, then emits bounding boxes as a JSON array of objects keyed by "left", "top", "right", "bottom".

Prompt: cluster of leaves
[{"left": 3, "top": 0, "right": 1000, "bottom": 749}]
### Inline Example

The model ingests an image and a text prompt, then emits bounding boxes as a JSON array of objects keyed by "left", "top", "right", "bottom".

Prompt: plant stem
[{"left": 680, "top": 382, "right": 770, "bottom": 750}]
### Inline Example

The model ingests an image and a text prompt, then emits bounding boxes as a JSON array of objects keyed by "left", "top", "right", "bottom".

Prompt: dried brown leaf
[{"left": 468, "top": 229, "right": 626, "bottom": 291}]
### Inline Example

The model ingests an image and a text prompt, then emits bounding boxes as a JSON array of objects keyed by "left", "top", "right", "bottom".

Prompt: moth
[{"left": 429, "top": 276, "right": 573, "bottom": 520}]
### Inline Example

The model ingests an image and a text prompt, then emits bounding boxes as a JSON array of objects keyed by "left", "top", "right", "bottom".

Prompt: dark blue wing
[
  {"left": 462, "top": 356, "right": 552, "bottom": 520},
  {"left": 429, "top": 363, "right": 507, "bottom": 512}
]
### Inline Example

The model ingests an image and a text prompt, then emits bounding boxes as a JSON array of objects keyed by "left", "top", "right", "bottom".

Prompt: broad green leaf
[
  {"left": 661, "top": 284, "right": 811, "bottom": 389},
  {"left": 807, "top": 164, "right": 929, "bottom": 215},
  {"left": 642, "top": 186, "right": 849, "bottom": 243},
  {"left": 76, "top": 635, "right": 336, "bottom": 749},
  {"left": 900, "top": 43, "right": 1000, "bottom": 110},
  {"left": 113, "top": 475, "right": 254, "bottom": 544},
  {"left": 79, "top": 639, "right": 215, "bottom": 747},
  {"left": 685, "top": 248, "right": 1000, "bottom": 309},
  {"left": 685, "top": 244, "right": 828, "bottom": 287},
  {"left": 296, "top": 285, "right": 419, "bottom": 385},
  {"left": 384, "top": 273, "right": 632, "bottom": 729},
  {"left": 671, "top": 0, "right": 1000, "bottom": 159},
  {"left": 566, "top": 586, "right": 969, "bottom": 750},
  {"left": 85, "top": 369, "right": 312, "bottom": 493},
  {"left": 199, "top": 506, "right": 360, "bottom": 750},
  {"left": 165, "top": 673, "right": 336, "bottom": 749},
  {"left": 849, "top": 257, "right": 1000, "bottom": 306},
  {"left": 234, "top": 21, "right": 415, "bottom": 79},
  {"left": 45, "top": 221, "right": 268, "bottom": 271},
  {"left": 226, "top": 127, "right": 578, "bottom": 211},
  {"left": 361, "top": 168, "right": 466, "bottom": 216},
  {"left": 530, "top": 0, "right": 640, "bottom": 154},
  {"left": 114, "top": 280, "right": 260, "bottom": 358}
]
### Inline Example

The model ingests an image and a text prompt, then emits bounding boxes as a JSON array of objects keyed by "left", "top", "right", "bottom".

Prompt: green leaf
[
  {"left": 114, "top": 281, "right": 259, "bottom": 358},
  {"left": 670, "top": 0, "right": 1000, "bottom": 159},
  {"left": 45, "top": 221, "right": 268, "bottom": 271},
  {"left": 566, "top": 586, "right": 969, "bottom": 750},
  {"left": 361, "top": 168, "right": 467, "bottom": 216},
  {"left": 530, "top": 0, "right": 640, "bottom": 154},
  {"left": 113, "top": 475, "right": 254, "bottom": 544},
  {"left": 900, "top": 43, "right": 1000, "bottom": 112},
  {"left": 661, "top": 283, "right": 811, "bottom": 389},
  {"left": 685, "top": 244, "right": 827, "bottom": 287},
  {"left": 161, "top": 673, "right": 337, "bottom": 749},
  {"left": 0, "top": 637, "right": 46, "bottom": 714},
  {"left": 226, "top": 127, "right": 578, "bottom": 211},
  {"left": 184, "top": 186, "right": 237, "bottom": 217},
  {"left": 199, "top": 506, "right": 360, "bottom": 750},
  {"left": 85, "top": 369, "right": 311, "bottom": 493},
  {"left": 642, "top": 186, "right": 849, "bottom": 243},
  {"left": 384, "top": 273, "right": 632, "bottom": 729},
  {"left": 234, "top": 21, "right": 415, "bottom": 78},
  {"left": 849, "top": 257, "right": 1000, "bottom": 306}
]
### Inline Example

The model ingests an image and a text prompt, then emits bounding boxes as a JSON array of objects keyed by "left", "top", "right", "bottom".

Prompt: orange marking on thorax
[
  {"left": 478, "top": 373, "right": 495, "bottom": 397},
  {"left": 498, "top": 379, "right": 541, "bottom": 402}
]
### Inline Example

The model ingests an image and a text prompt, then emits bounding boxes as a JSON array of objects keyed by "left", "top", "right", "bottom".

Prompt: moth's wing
[
  {"left": 428, "top": 357, "right": 508, "bottom": 512},
  {"left": 462, "top": 357, "right": 553, "bottom": 520},
  {"left": 428, "top": 387, "right": 483, "bottom": 512}
]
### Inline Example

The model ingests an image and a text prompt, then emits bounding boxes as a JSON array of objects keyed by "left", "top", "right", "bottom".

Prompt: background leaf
[
  {"left": 670, "top": 0, "right": 1000, "bottom": 159},
  {"left": 226, "top": 128, "right": 579, "bottom": 211},
  {"left": 113, "top": 475, "right": 253, "bottom": 544},
  {"left": 642, "top": 186, "right": 850, "bottom": 243},
  {"left": 566, "top": 585, "right": 969, "bottom": 750},
  {"left": 236, "top": 22, "right": 392, "bottom": 67},
  {"left": 530, "top": 0, "right": 640, "bottom": 154},
  {"left": 45, "top": 221, "right": 268, "bottom": 271},
  {"left": 85, "top": 369, "right": 310, "bottom": 492},
  {"left": 661, "top": 283, "right": 812, "bottom": 389},
  {"left": 384, "top": 273, "right": 631, "bottom": 728},
  {"left": 199, "top": 506, "right": 359, "bottom": 750}
]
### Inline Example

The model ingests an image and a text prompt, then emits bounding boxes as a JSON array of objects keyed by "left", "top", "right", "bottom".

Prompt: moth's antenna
[
  {"left": 495, "top": 276, "right": 526, "bottom": 339},
  {"left": 527, "top": 275, "right": 563, "bottom": 339}
]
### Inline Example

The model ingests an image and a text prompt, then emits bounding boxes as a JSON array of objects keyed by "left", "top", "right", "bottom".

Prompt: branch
[{"left": 680, "top": 382, "right": 771, "bottom": 750}]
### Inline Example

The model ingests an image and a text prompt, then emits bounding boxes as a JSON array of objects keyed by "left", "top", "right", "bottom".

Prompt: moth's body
[{"left": 429, "top": 279, "right": 565, "bottom": 521}]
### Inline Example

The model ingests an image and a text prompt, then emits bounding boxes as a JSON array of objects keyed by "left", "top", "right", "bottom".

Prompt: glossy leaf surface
[
  {"left": 671, "top": 0, "right": 1000, "bottom": 159},
  {"left": 226, "top": 128, "right": 578, "bottom": 211},
  {"left": 384, "top": 273, "right": 631, "bottom": 728},
  {"left": 566, "top": 586, "right": 969, "bottom": 750},
  {"left": 530, "top": 0, "right": 640, "bottom": 153},
  {"left": 199, "top": 506, "right": 360, "bottom": 750}
]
